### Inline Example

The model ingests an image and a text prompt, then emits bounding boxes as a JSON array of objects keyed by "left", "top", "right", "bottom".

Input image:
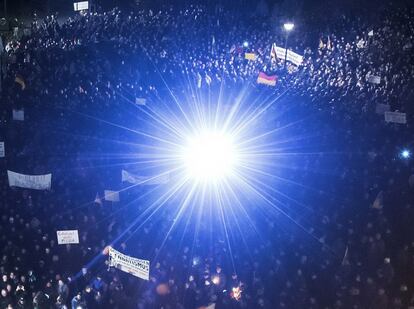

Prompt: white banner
[
  {"left": 274, "top": 45, "right": 286, "bottom": 60},
  {"left": 287, "top": 50, "right": 303, "bottom": 66},
  {"left": 0, "top": 142, "right": 4, "bottom": 158},
  {"left": 104, "top": 190, "right": 120, "bottom": 202},
  {"left": 375, "top": 103, "right": 390, "bottom": 115},
  {"left": 12, "top": 109, "right": 24, "bottom": 121},
  {"left": 367, "top": 75, "right": 381, "bottom": 84},
  {"left": 8, "top": 171, "right": 52, "bottom": 190},
  {"left": 57, "top": 230, "right": 79, "bottom": 245},
  {"left": 135, "top": 98, "right": 146, "bottom": 106},
  {"left": 384, "top": 111, "right": 407, "bottom": 124},
  {"left": 122, "top": 170, "right": 170, "bottom": 185},
  {"left": 73, "top": 1, "right": 89, "bottom": 11},
  {"left": 108, "top": 247, "right": 150, "bottom": 280},
  {"left": 273, "top": 45, "right": 303, "bottom": 66}
]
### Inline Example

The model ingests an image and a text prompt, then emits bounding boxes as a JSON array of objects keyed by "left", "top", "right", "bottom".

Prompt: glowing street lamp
[
  {"left": 283, "top": 22, "right": 295, "bottom": 31},
  {"left": 283, "top": 22, "right": 295, "bottom": 68}
]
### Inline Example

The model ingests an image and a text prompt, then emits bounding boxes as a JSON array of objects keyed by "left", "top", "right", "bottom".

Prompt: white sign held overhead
[
  {"left": 57, "top": 230, "right": 79, "bottom": 245},
  {"left": 7, "top": 171, "right": 52, "bottom": 190},
  {"left": 135, "top": 98, "right": 146, "bottom": 106},
  {"left": 73, "top": 1, "right": 89, "bottom": 11},
  {"left": 287, "top": 50, "right": 303, "bottom": 66},
  {"left": 104, "top": 190, "right": 120, "bottom": 202},
  {"left": 367, "top": 75, "right": 381, "bottom": 84},
  {"left": 108, "top": 247, "right": 150, "bottom": 280},
  {"left": 12, "top": 109, "right": 24, "bottom": 121},
  {"left": 0, "top": 142, "right": 4, "bottom": 158},
  {"left": 384, "top": 111, "right": 407, "bottom": 124}
]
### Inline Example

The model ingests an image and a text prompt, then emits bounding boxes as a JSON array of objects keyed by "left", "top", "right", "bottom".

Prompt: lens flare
[{"left": 181, "top": 131, "right": 238, "bottom": 182}]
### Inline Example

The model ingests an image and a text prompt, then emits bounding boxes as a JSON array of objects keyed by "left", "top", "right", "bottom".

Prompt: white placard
[
  {"left": 12, "top": 109, "right": 24, "bottom": 121},
  {"left": 135, "top": 98, "right": 146, "bottom": 106},
  {"left": 57, "top": 230, "right": 79, "bottom": 245},
  {"left": 0, "top": 142, "right": 4, "bottom": 157},
  {"left": 384, "top": 111, "right": 407, "bottom": 124},
  {"left": 367, "top": 75, "right": 381, "bottom": 84},
  {"left": 8, "top": 171, "right": 52, "bottom": 190},
  {"left": 73, "top": 1, "right": 89, "bottom": 11},
  {"left": 122, "top": 170, "right": 170, "bottom": 185},
  {"left": 108, "top": 247, "right": 150, "bottom": 280},
  {"left": 104, "top": 190, "right": 120, "bottom": 202}
]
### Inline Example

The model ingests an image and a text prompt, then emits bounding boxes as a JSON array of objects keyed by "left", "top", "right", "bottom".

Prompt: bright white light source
[
  {"left": 183, "top": 131, "right": 238, "bottom": 182},
  {"left": 401, "top": 149, "right": 410, "bottom": 159},
  {"left": 283, "top": 22, "right": 295, "bottom": 31},
  {"left": 243, "top": 41, "right": 249, "bottom": 48}
]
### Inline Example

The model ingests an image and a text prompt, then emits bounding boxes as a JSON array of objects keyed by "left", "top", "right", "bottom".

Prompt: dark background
[{"left": 1, "top": 0, "right": 413, "bottom": 19}]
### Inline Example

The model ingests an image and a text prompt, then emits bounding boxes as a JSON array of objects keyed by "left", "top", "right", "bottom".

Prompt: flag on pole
[
  {"left": 327, "top": 36, "right": 332, "bottom": 50},
  {"left": 270, "top": 43, "right": 278, "bottom": 62},
  {"left": 104, "top": 190, "right": 120, "bottom": 202},
  {"left": 94, "top": 193, "right": 102, "bottom": 205},
  {"left": 257, "top": 72, "right": 277, "bottom": 86},
  {"left": 319, "top": 38, "right": 324, "bottom": 49},
  {"left": 372, "top": 191, "right": 383, "bottom": 209},
  {"left": 15, "top": 75, "right": 26, "bottom": 90}
]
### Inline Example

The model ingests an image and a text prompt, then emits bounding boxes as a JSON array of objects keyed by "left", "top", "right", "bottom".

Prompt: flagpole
[{"left": 283, "top": 22, "right": 294, "bottom": 69}]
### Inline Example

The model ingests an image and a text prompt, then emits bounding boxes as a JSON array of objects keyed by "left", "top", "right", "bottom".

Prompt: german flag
[{"left": 257, "top": 72, "right": 277, "bottom": 86}]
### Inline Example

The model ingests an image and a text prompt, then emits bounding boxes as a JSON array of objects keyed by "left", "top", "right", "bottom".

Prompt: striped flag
[{"left": 257, "top": 72, "right": 277, "bottom": 86}]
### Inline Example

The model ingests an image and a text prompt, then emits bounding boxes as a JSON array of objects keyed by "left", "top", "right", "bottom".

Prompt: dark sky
[{"left": 1, "top": 0, "right": 411, "bottom": 19}]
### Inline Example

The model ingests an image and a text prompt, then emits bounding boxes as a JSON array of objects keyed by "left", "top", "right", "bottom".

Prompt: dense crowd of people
[{"left": 0, "top": 1, "right": 413, "bottom": 308}]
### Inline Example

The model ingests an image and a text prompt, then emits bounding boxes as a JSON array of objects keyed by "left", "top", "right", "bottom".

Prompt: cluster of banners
[
  {"left": 0, "top": 142, "right": 4, "bottom": 158},
  {"left": 270, "top": 43, "right": 303, "bottom": 66},
  {"left": 108, "top": 247, "right": 150, "bottom": 280},
  {"left": 7, "top": 171, "right": 52, "bottom": 190},
  {"left": 122, "top": 170, "right": 170, "bottom": 185},
  {"left": 57, "top": 230, "right": 79, "bottom": 245}
]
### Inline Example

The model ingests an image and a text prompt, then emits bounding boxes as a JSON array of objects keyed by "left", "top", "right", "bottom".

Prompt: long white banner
[
  {"left": 8, "top": 171, "right": 52, "bottom": 190},
  {"left": 73, "top": 1, "right": 89, "bottom": 11},
  {"left": 384, "top": 111, "right": 407, "bottom": 124},
  {"left": 108, "top": 247, "right": 150, "bottom": 280},
  {"left": 122, "top": 170, "right": 170, "bottom": 185},
  {"left": 273, "top": 44, "right": 303, "bottom": 66}
]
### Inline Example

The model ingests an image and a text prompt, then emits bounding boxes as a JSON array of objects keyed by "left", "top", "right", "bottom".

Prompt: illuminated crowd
[{"left": 0, "top": 1, "right": 414, "bottom": 309}]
